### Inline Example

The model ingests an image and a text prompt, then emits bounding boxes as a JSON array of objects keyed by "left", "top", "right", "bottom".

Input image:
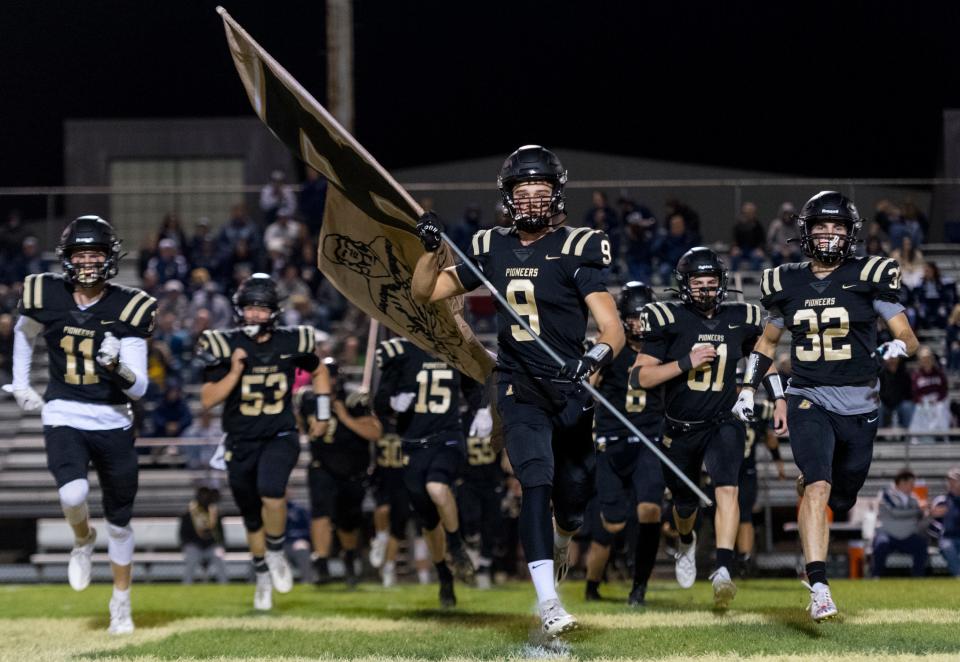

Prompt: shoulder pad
[
  {"left": 376, "top": 337, "right": 408, "bottom": 369},
  {"left": 738, "top": 302, "right": 764, "bottom": 329},
  {"left": 197, "top": 329, "right": 233, "bottom": 365},
  {"left": 559, "top": 227, "right": 612, "bottom": 267},
  {"left": 759, "top": 265, "right": 788, "bottom": 307},
  {"left": 857, "top": 256, "right": 902, "bottom": 297},
  {"left": 641, "top": 301, "right": 677, "bottom": 333},
  {"left": 115, "top": 287, "right": 158, "bottom": 337},
  {"left": 20, "top": 273, "right": 48, "bottom": 314},
  {"left": 277, "top": 325, "right": 317, "bottom": 355},
  {"left": 470, "top": 228, "right": 498, "bottom": 258},
  {"left": 19, "top": 273, "right": 72, "bottom": 315}
]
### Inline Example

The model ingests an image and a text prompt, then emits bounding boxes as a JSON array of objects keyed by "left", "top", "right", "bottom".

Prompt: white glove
[
  {"left": 731, "top": 389, "right": 755, "bottom": 422},
  {"left": 3, "top": 384, "right": 44, "bottom": 411},
  {"left": 469, "top": 406, "right": 493, "bottom": 437},
  {"left": 209, "top": 438, "right": 227, "bottom": 471},
  {"left": 389, "top": 392, "right": 416, "bottom": 413},
  {"left": 879, "top": 339, "right": 908, "bottom": 360},
  {"left": 96, "top": 331, "right": 121, "bottom": 368}
]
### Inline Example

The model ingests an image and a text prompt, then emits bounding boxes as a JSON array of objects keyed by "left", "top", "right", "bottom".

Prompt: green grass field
[{"left": 2, "top": 578, "right": 959, "bottom": 661}]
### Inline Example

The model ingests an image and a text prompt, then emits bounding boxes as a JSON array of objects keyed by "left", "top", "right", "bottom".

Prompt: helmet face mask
[
  {"left": 233, "top": 273, "right": 281, "bottom": 338},
  {"left": 618, "top": 281, "right": 655, "bottom": 343},
  {"left": 497, "top": 145, "right": 567, "bottom": 233},
  {"left": 675, "top": 247, "right": 728, "bottom": 314},
  {"left": 57, "top": 216, "right": 121, "bottom": 287},
  {"left": 797, "top": 191, "right": 861, "bottom": 265}
]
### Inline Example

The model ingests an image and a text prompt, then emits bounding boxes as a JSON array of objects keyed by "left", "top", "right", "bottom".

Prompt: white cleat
[
  {"left": 802, "top": 580, "right": 838, "bottom": 622},
  {"left": 265, "top": 550, "right": 293, "bottom": 594},
  {"left": 539, "top": 598, "right": 577, "bottom": 637},
  {"left": 674, "top": 531, "right": 697, "bottom": 589},
  {"left": 68, "top": 529, "right": 97, "bottom": 592},
  {"left": 709, "top": 567, "right": 737, "bottom": 609},
  {"left": 254, "top": 572, "right": 273, "bottom": 611},
  {"left": 553, "top": 544, "right": 570, "bottom": 587},
  {"left": 107, "top": 594, "right": 134, "bottom": 635},
  {"left": 381, "top": 564, "right": 396, "bottom": 588},
  {"left": 369, "top": 535, "right": 387, "bottom": 569}
]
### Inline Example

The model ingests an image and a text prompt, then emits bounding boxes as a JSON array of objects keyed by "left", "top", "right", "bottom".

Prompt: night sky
[{"left": 2, "top": 1, "right": 959, "bottom": 189}]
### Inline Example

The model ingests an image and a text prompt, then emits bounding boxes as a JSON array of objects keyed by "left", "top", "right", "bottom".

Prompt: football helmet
[
  {"left": 796, "top": 191, "right": 861, "bottom": 265},
  {"left": 675, "top": 247, "right": 728, "bottom": 313},
  {"left": 233, "top": 273, "right": 281, "bottom": 337},
  {"left": 57, "top": 215, "right": 122, "bottom": 286},
  {"left": 497, "top": 145, "right": 567, "bottom": 233},
  {"left": 618, "top": 281, "right": 656, "bottom": 343}
]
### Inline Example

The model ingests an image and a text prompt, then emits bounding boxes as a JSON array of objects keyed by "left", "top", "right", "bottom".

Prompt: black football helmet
[
  {"left": 497, "top": 145, "right": 567, "bottom": 233},
  {"left": 57, "top": 215, "right": 122, "bottom": 286},
  {"left": 233, "top": 273, "right": 282, "bottom": 337},
  {"left": 675, "top": 247, "right": 728, "bottom": 313},
  {"left": 618, "top": 281, "right": 656, "bottom": 343},
  {"left": 796, "top": 191, "right": 861, "bottom": 265}
]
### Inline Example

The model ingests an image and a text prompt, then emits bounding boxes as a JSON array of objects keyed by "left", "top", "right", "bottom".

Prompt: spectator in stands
[
  {"left": 880, "top": 356, "right": 915, "bottom": 428},
  {"left": 664, "top": 198, "right": 701, "bottom": 243},
  {"left": 890, "top": 236, "right": 926, "bottom": 290},
  {"left": 277, "top": 263, "right": 312, "bottom": 302},
  {"left": 158, "top": 212, "right": 189, "bottom": 256},
  {"left": 283, "top": 294, "right": 327, "bottom": 330},
  {"left": 621, "top": 197, "right": 658, "bottom": 283},
  {"left": 147, "top": 238, "right": 190, "bottom": 286},
  {"left": 187, "top": 271, "right": 232, "bottom": 330},
  {"left": 140, "top": 269, "right": 160, "bottom": 297},
  {"left": 260, "top": 169, "right": 297, "bottom": 225},
  {"left": 285, "top": 493, "right": 315, "bottom": 583},
  {"left": 946, "top": 304, "right": 960, "bottom": 372},
  {"left": 299, "top": 167, "right": 328, "bottom": 238},
  {"left": 931, "top": 466, "right": 960, "bottom": 576},
  {"left": 872, "top": 469, "right": 929, "bottom": 577},
  {"left": 654, "top": 213, "right": 697, "bottom": 285},
  {"left": 584, "top": 191, "right": 621, "bottom": 270},
  {"left": 766, "top": 202, "right": 801, "bottom": 266},
  {"left": 910, "top": 262, "right": 957, "bottom": 330},
  {"left": 449, "top": 203, "right": 484, "bottom": 255},
  {"left": 137, "top": 233, "right": 158, "bottom": 280},
  {"left": 729, "top": 201, "right": 767, "bottom": 272},
  {"left": 265, "top": 238, "right": 291, "bottom": 279},
  {"left": 901, "top": 200, "right": 929, "bottom": 244},
  {"left": 152, "top": 377, "right": 193, "bottom": 438},
  {"left": 873, "top": 199, "right": 898, "bottom": 236},
  {"left": 188, "top": 218, "right": 219, "bottom": 273},
  {"left": 862, "top": 221, "right": 890, "bottom": 258},
  {"left": 888, "top": 204, "right": 924, "bottom": 251},
  {"left": 264, "top": 213, "right": 303, "bottom": 259},
  {"left": 296, "top": 239, "right": 325, "bottom": 295},
  {"left": 0, "top": 210, "right": 30, "bottom": 262},
  {"left": 0, "top": 313, "right": 13, "bottom": 388},
  {"left": 217, "top": 203, "right": 261, "bottom": 265},
  {"left": 4, "top": 236, "right": 49, "bottom": 284},
  {"left": 180, "top": 486, "right": 228, "bottom": 584},
  {"left": 180, "top": 408, "right": 224, "bottom": 470},
  {"left": 220, "top": 239, "right": 263, "bottom": 295},
  {"left": 157, "top": 279, "right": 190, "bottom": 321},
  {"left": 909, "top": 346, "right": 951, "bottom": 441}
]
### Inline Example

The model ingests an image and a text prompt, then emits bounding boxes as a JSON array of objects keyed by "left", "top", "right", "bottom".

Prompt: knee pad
[
  {"left": 107, "top": 523, "right": 135, "bottom": 566},
  {"left": 674, "top": 500, "right": 698, "bottom": 520},
  {"left": 600, "top": 500, "right": 629, "bottom": 528},
  {"left": 59, "top": 478, "right": 89, "bottom": 508},
  {"left": 553, "top": 509, "right": 583, "bottom": 534}
]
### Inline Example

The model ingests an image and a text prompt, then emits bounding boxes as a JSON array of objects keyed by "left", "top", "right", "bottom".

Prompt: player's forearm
[
  {"left": 12, "top": 316, "right": 40, "bottom": 389},
  {"left": 338, "top": 413, "right": 382, "bottom": 442},
  {"left": 412, "top": 251, "right": 443, "bottom": 304},
  {"left": 201, "top": 370, "right": 242, "bottom": 409},
  {"left": 894, "top": 326, "right": 919, "bottom": 357},
  {"left": 595, "top": 323, "right": 625, "bottom": 358},
  {"left": 635, "top": 360, "right": 682, "bottom": 389}
]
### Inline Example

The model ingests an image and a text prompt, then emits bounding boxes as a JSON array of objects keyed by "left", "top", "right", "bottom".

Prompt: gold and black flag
[{"left": 218, "top": 8, "right": 493, "bottom": 383}]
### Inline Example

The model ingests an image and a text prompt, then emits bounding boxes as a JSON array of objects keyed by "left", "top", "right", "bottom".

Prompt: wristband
[
  {"left": 111, "top": 363, "right": 137, "bottom": 390},
  {"left": 677, "top": 355, "right": 693, "bottom": 372},
  {"left": 628, "top": 366, "right": 642, "bottom": 390},
  {"left": 316, "top": 394, "right": 331, "bottom": 421},
  {"left": 584, "top": 342, "right": 613, "bottom": 370},
  {"left": 743, "top": 351, "right": 773, "bottom": 389},
  {"left": 762, "top": 373, "right": 785, "bottom": 401}
]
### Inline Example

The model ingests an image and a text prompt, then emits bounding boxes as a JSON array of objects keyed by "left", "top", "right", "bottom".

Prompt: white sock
[
  {"left": 554, "top": 529, "right": 572, "bottom": 550},
  {"left": 375, "top": 531, "right": 389, "bottom": 544},
  {"left": 528, "top": 560, "right": 558, "bottom": 604},
  {"left": 113, "top": 586, "right": 130, "bottom": 601},
  {"left": 417, "top": 569, "right": 431, "bottom": 585},
  {"left": 383, "top": 560, "right": 395, "bottom": 573}
]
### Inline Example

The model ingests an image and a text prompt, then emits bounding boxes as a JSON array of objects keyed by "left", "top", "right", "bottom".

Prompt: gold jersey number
[
  {"left": 60, "top": 335, "right": 99, "bottom": 385},
  {"left": 626, "top": 387, "right": 646, "bottom": 413},
  {"left": 377, "top": 435, "right": 405, "bottom": 468},
  {"left": 467, "top": 435, "right": 497, "bottom": 466},
  {"left": 506, "top": 279, "right": 540, "bottom": 341},
  {"left": 687, "top": 343, "right": 728, "bottom": 392},
  {"left": 414, "top": 369, "right": 453, "bottom": 414},
  {"left": 793, "top": 307, "right": 851, "bottom": 362},
  {"left": 239, "top": 373, "right": 288, "bottom": 416}
]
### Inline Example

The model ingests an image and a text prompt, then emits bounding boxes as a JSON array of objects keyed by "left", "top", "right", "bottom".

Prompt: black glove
[
  {"left": 416, "top": 212, "right": 443, "bottom": 252},
  {"left": 557, "top": 343, "right": 613, "bottom": 382}
]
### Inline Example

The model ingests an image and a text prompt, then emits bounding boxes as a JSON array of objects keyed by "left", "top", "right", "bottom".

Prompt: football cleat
[
  {"left": 68, "top": 529, "right": 97, "bottom": 592},
  {"left": 584, "top": 583, "right": 602, "bottom": 602},
  {"left": 802, "top": 580, "right": 838, "bottom": 622},
  {"left": 674, "top": 531, "right": 697, "bottom": 589},
  {"left": 447, "top": 546, "right": 476, "bottom": 586},
  {"left": 107, "top": 593, "right": 134, "bottom": 635},
  {"left": 475, "top": 566, "right": 492, "bottom": 590},
  {"left": 254, "top": 572, "right": 272, "bottom": 611},
  {"left": 439, "top": 580, "right": 456, "bottom": 609},
  {"left": 709, "top": 567, "right": 737, "bottom": 609},
  {"left": 628, "top": 583, "right": 647, "bottom": 607},
  {"left": 265, "top": 550, "right": 293, "bottom": 594},
  {"left": 539, "top": 598, "right": 577, "bottom": 637},
  {"left": 368, "top": 535, "right": 387, "bottom": 569},
  {"left": 381, "top": 563, "right": 396, "bottom": 588}
]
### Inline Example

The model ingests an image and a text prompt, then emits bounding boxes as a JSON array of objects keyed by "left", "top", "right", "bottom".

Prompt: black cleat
[
  {"left": 628, "top": 583, "right": 647, "bottom": 607},
  {"left": 313, "top": 558, "right": 331, "bottom": 586},
  {"left": 585, "top": 584, "right": 602, "bottom": 602},
  {"left": 447, "top": 546, "right": 476, "bottom": 586},
  {"left": 439, "top": 580, "right": 456, "bottom": 609}
]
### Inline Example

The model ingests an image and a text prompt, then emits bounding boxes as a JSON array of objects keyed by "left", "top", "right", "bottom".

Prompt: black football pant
[
  {"left": 226, "top": 433, "right": 300, "bottom": 532},
  {"left": 660, "top": 417, "right": 744, "bottom": 518}
]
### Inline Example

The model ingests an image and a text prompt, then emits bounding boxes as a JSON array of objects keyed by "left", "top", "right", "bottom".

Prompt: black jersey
[
  {"left": 374, "top": 337, "right": 464, "bottom": 440},
  {"left": 759, "top": 257, "right": 901, "bottom": 388},
  {"left": 464, "top": 434, "right": 503, "bottom": 483},
  {"left": 743, "top": 399, "right": 776, "bottom": 470},
  {"left": 642, "top": 300, "right": 764, "bottom": 421},
  {"left": 375, "top": 432, "right": 405, "bottom": 470},
  {"left": 200, "top": 326, "right": 320, "bottom": 442},
  {"left": 300, "top": 390, "right": 371, "bottom": 477},
  {"left": 594, "top": 346, "right": 663, "bottom": 435},
  {"left": 18, "top": 273, "right": 156, "bottom": 405},
  {"left": 454, "top": 226, "right": 611, "bottom": 378}
]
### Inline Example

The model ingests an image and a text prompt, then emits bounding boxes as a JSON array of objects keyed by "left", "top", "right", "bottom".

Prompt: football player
[
  {"left": 458, "top": 405, "right": 501, "bottom": 589},
  {"left": 584, "top": 281, "right": 665, "bottom": 607},
  {"left": 368, "top": 426, "right": 409, "bottom": 588},
  {"left": 9, "top": 216, "right": 154, "bottom": 635},
  {"left": 373, "top": 336, "right": 479, "bottom": 608},
  {"left": 633, "top": 247, "right": 784, "bottom": 608},
  {"left": 412, "top": 145, "right": 624, "bottom": 635},
  {"left": 199, "top": 274, "right": 331, "bottom": 611},
  {"left": 741, "top": 191, "right": 918, "bottom": 621},
  {"left": 299, "top": 357, "right": 381, "bottom": 587}
]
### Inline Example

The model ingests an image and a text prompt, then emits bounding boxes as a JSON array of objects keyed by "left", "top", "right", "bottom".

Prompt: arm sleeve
[
  {"left": 12, "top": 315, "right": 43, "bottom": 390},
  {"left": 118, "top": 336, "right": 149, "bottom": 400},
  {"left": 873, "top": 299, "right": 905, "bottom": 321}
]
